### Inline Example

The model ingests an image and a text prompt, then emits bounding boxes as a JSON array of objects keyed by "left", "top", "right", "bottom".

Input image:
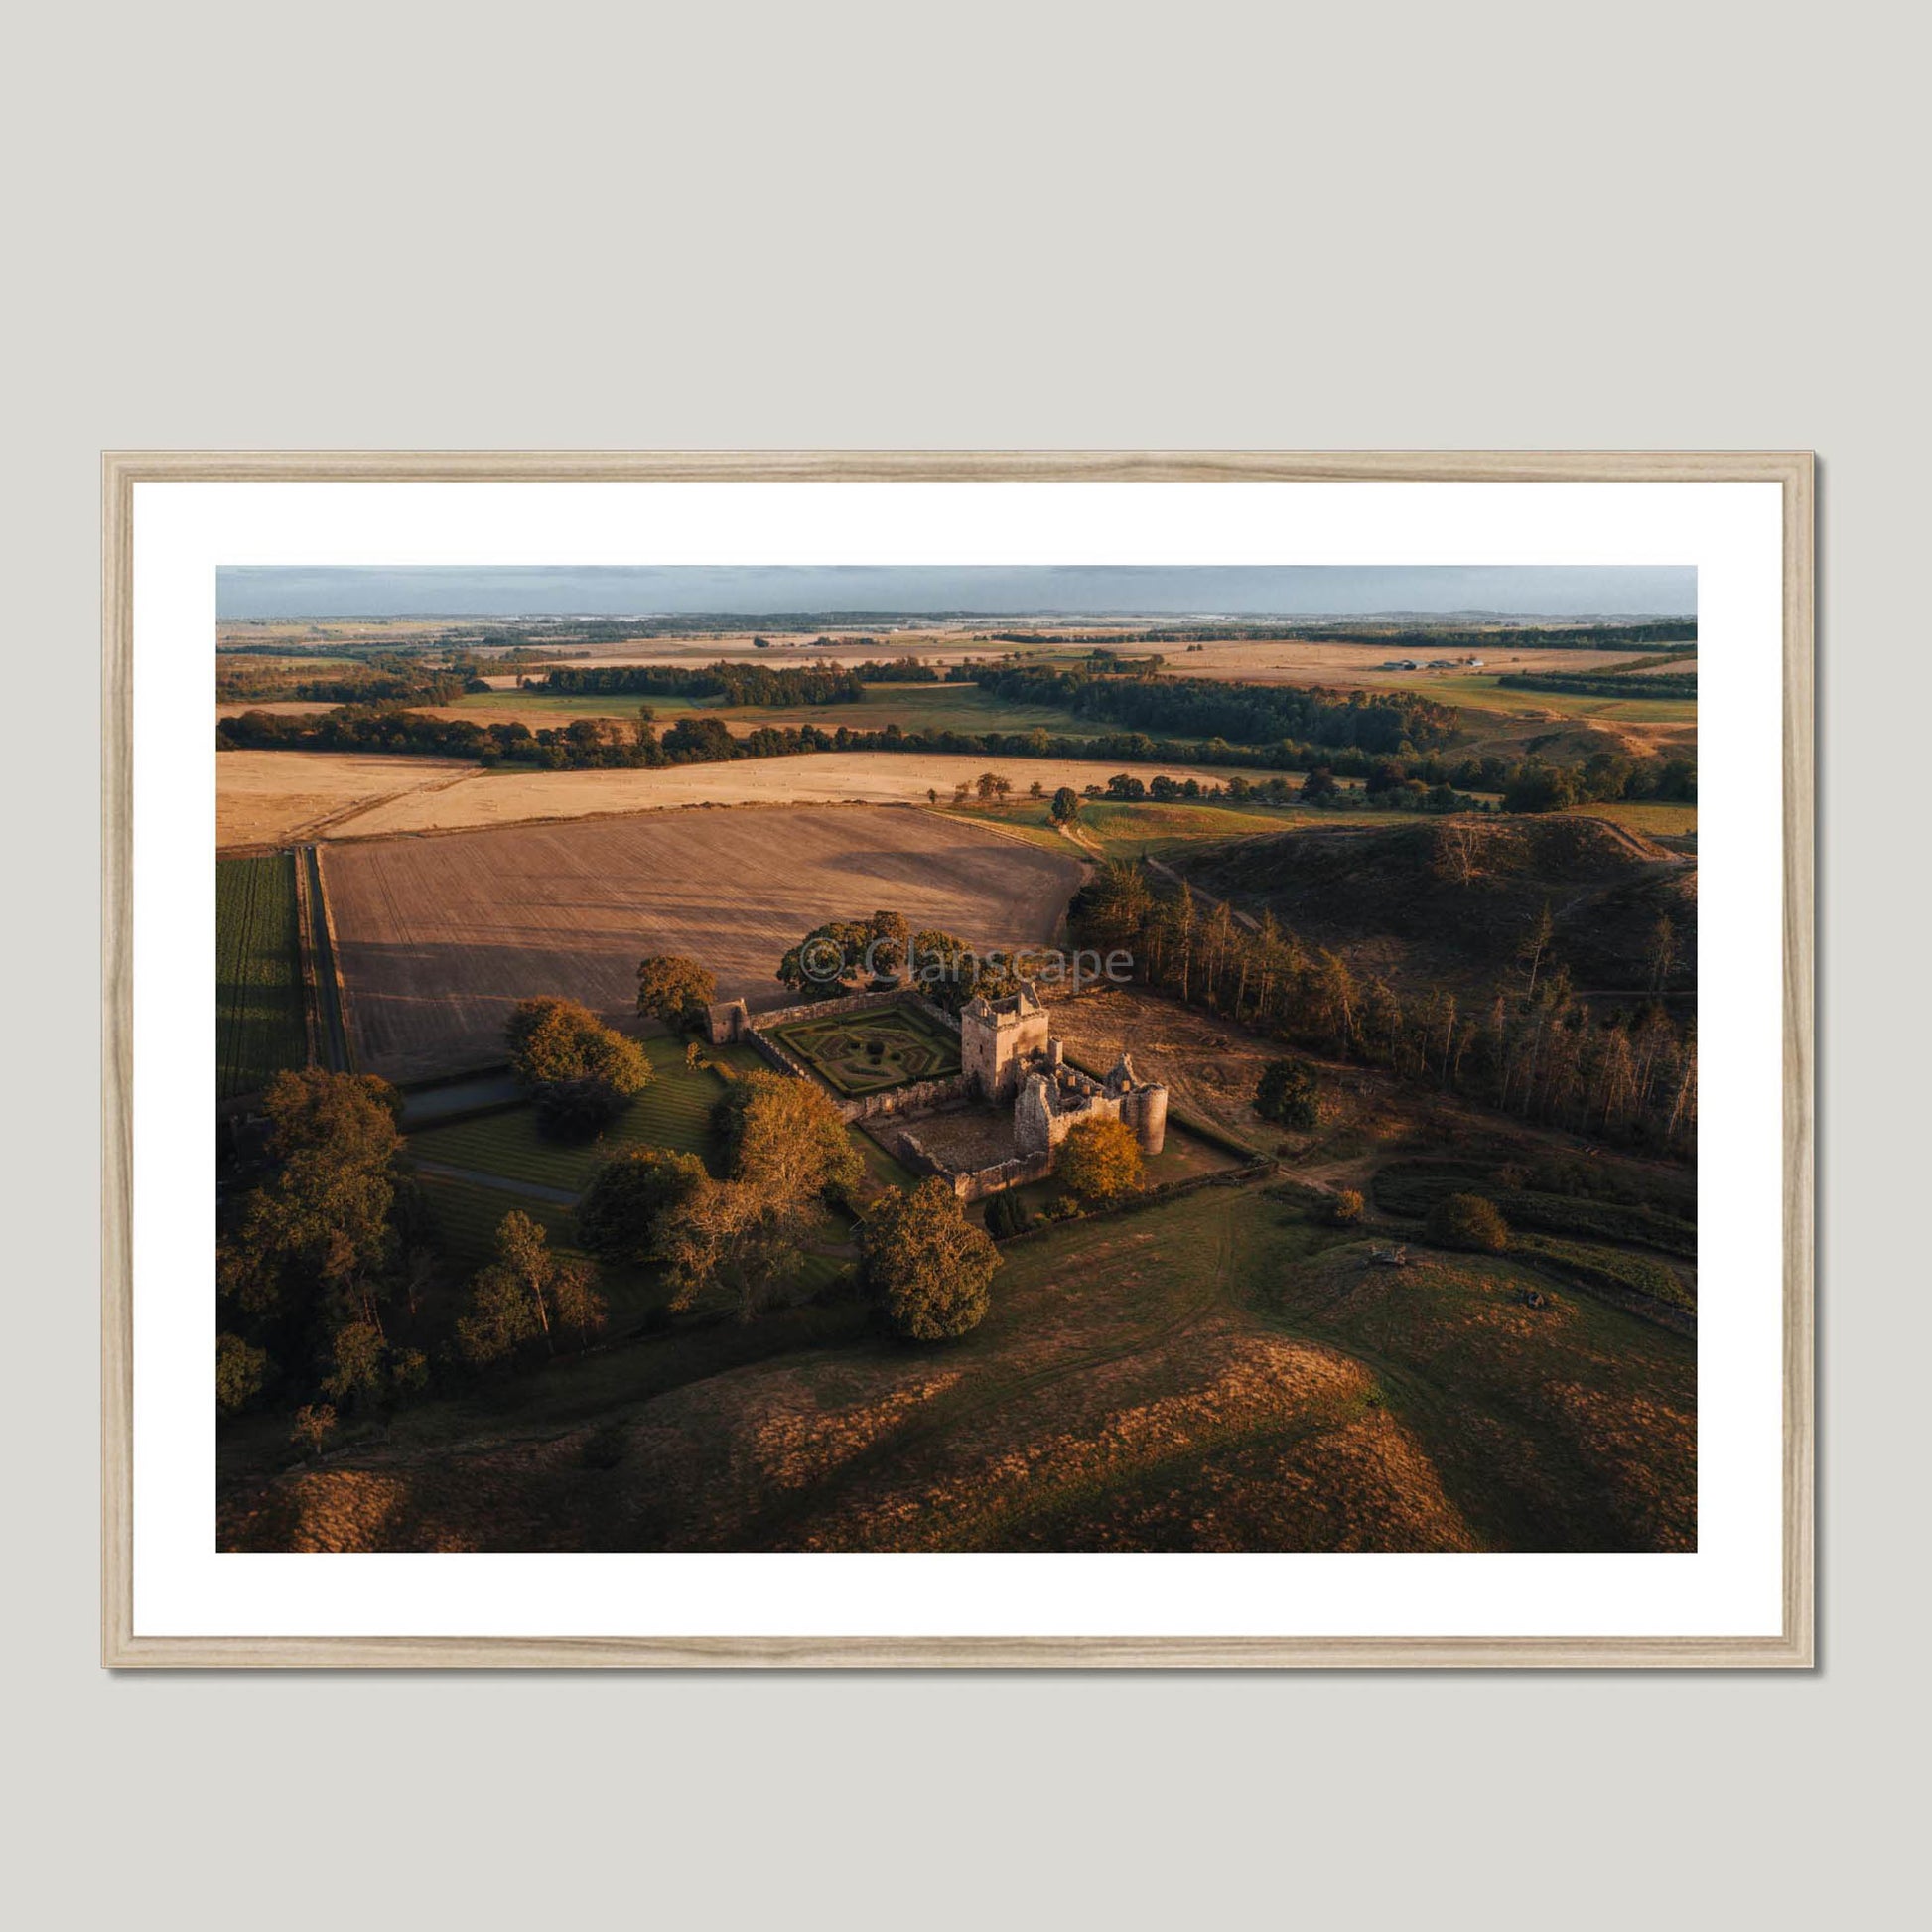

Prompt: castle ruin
[
  {"left": 962, "top": 984, "right": 1168, "bottom": 1160},
  {"left": 707, "top": 979, "right": 1167, "bottom": 1199}
]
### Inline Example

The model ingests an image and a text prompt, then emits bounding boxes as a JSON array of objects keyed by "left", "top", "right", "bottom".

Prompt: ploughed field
[{"left": 322, "top": 804, "right": 1082, "bottom": 1080}]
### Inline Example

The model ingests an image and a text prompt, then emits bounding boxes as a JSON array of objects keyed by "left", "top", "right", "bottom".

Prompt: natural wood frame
[{"left": 102, "top": 449, "right": 1815, "bottom": 1669}]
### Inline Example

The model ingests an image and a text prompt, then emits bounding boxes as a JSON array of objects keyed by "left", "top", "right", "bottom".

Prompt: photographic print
[{"left": 105, "top": 455, "right": 1810, "bottom": 1664}]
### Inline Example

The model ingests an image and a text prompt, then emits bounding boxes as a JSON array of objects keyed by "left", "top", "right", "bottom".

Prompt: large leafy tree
[
  {"left": 861, "top": 1177, "right": 1000, "bottom": 1340},
  {"left": 653, "top": 1073, "right": 866, "bottom": 1320},
  {"left": 1425, "top": 1192, "right": 1511, "bottom": 1254},
  {"left": 457, "top": 1210, "right": 608, "bottom": 1366},
  {"left": 505, "top": 996, "right": 653, "bottom": 1095},
  {"left": 219, "top": 1068, "right": 407, "bottom": 1324},
  {"left": 715, "top": 1071, "right": 863, "bottom": 1205},
  {"left": 505, "top": 997, "right": 651, "bottom": 1141},
  {"left": 1057, "top": 1115, "right": 1145, "bottom": 1203},
  {"left": 635, "top": 954, "right": 716, "bottom": 1033},
  {"left": 907, "top": 926, "right": 1025, "bottom": 1014},
  {"left": 1255, "top": 1058, "right": 1321, "bottom": 1130},
  {"left": 576, "top": 1147, "right": 709, "bottom": 1268},
  {"left": 775, "top": 909, "right": 909, "bottom": 997}
]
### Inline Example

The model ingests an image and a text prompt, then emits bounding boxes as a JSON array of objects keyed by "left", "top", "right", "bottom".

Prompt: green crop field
[
  {"left": 768, "top": 1002, "right": 961, "bottom": 1095},
  {"left": 215, "top": 853, "right": 307, "bottom": 1099},
  {"left": 1566, "top": 800, "right": 1698, "bottom": 839},
  {"left": 942, "top": 794, "right": 1440, "bottom": 860},
  {"left": 1384, "top": 673, "right": 1698, "bottom": 724}
]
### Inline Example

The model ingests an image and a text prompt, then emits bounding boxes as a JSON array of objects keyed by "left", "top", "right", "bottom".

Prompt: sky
[{"left": 216, "top": 564, "right": 1696, "bottom": 621}]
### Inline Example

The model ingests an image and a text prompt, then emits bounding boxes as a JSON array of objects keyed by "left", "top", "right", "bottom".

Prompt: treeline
[
  {"left": 217, "top": 702, "right": 1697, "bottom": 804},
  {"left": 216, "top": 655, "right": 482, "bottom": 706},
  {"left": 1498, "top": 670, "right": 1699, "bottom": 700},
  {"left": 972, "top": 662, "right": 1461, "bottom": 754},
  {"left": 536, "top": 661, "right": 866, "bottom": 704},
  {"left": 1074, "top": 861, "right": 1697, "bottom": 1153},
  {"left": 1133, "top": 621, "right": 1699, "bottom": 649}
]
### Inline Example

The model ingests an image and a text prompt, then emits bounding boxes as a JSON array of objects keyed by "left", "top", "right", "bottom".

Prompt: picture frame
[{"left": 102, "top": 449, "right": 1814, "bottom": 1668}]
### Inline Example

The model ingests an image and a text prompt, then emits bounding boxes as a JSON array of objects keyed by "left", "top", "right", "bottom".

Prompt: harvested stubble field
[
  {"left": 217, "top": 751, "right": 479, "bottom": 849},
  {"left": 302, "top": 750, "right": 1241, "bottom": 839},
  {"left": 323, "top": 804, "right": 1083, "bottom": 1079},
  {"left": 220, "top": 1181, "right": 1694, "bottom": 1553}
]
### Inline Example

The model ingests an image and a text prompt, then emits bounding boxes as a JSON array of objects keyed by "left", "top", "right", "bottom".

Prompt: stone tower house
[{"left": 960, "top": 984, "right": 1051, "bottom": 1102}]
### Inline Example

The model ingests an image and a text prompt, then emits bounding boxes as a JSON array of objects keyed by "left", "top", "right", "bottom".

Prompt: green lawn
[
  {"left": 406, "top": 1035, "right": 766, "bottom": 1191},
  {"left": 216, "top": 852, "right": 307, "bottom": 1099}
]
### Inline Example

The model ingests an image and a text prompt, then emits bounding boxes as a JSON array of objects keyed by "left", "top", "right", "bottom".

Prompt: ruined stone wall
[{"left": 894, "top": 1134, "right": 1056, "bottom": 1202}]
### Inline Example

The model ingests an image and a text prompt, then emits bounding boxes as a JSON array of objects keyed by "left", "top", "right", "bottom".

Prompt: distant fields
[
  {"left": 215, "top": 853, "right": 306, "bottom": 1098},
  {"left": 1383, "top": 672, "right": 1698, "bottom": 724},
  {"left": 443, "top": 682, "right": 1087, "bottom": 737},
  {"left": 1566, "top": 800, "right": 1698, "bottom": 839},
  {"left": 940, "top": 794, "right": 1441, "bottom": 860}
]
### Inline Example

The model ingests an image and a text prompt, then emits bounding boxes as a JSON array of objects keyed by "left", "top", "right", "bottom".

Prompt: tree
[
  {"left": 635, "top": 954, "right": 716, "bottom": 1032},
  {"left": 576, "top": 1147, "right": 708, "bottom": 1268},
  {"left": 1425, "top": 1191, "right": 1510, "bottom": 1253},
  {"left": 1518, "top": 899, "right": 1556, "bottom": 994},
  {"left": 984, "top": 1189, "right": 1031, "bottom": 1239},
  {"left": 1501, "top": 759, "right": 1578, "bottom": 813},
  {"left": 291, "top": 1404, "right": 338, "bottom": 1460},
  {"left": 861, "top": 1178, "right": 1001, "bottom": 1340},
  {"left": 908, "top": 926, "right": 1024, "bottom": 1014},
  {"left": 1646, "top": 912, "right": 1680, "bottom": 993},
  {"left": 1255, "top": 1058, "right": 1320, "bottom": 1129},
  {"left": 218, "top": 1068, "right": 406, "bottom": 1324},
  {"left": 1028, "top": 779, "right": 1044, "bottom": 800},
  {"left": 776, "top": 909, "right": 907, "bottom": 997},
  {"left": 1057, "top": 1115, "right": 1145, "bottom": 1203},
  {"left": 457, "top": 1210, "right": 607, "bottom": 1366},
  {"left": 1050, "top": 786, "right": 1080, "bottom": 824},
  {"left": 505, "top": 996, "right": 653, "bottom": 1095},
  {"left": 1300, "top": 766, "right": 1340, "bottom": 802},
  {"left": 1327, "top": 1188, "right": 1365, "bottom": 1227},
  {"left": 715, "top": 1070, "right": 864, "bottom": 1206},
  {"left": 216, "top": 1332, "right": 269, "bottom": 1414},
  {"left": 320, "top": 1319, "right": 389, "bottom": 1405}
]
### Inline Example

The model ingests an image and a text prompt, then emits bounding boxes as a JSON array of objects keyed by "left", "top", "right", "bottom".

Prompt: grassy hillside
[
  {"left": 220, "top": 1181, "right": 1695, "bottom": 1554},
  {"left": 1174, "top": 814, "right": 1698, "bottom": 999}
]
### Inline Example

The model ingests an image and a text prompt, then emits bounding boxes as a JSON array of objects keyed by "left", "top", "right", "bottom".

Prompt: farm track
[{"left": 301, "top": 845, "right": 352, "bottom": 1073}]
